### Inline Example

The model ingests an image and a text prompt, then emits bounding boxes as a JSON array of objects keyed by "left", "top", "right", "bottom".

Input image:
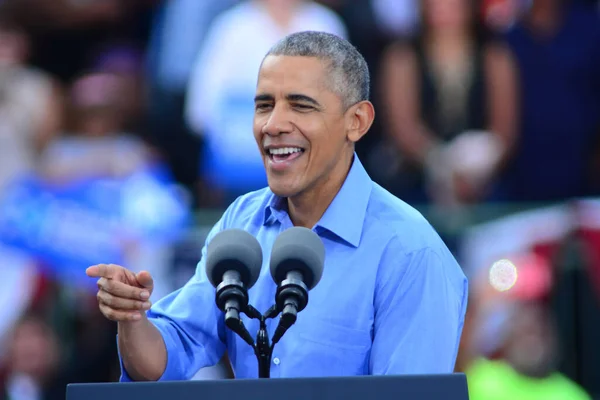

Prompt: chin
[{"left": 267, "top": 178, "right": 300, "bottom": 198}]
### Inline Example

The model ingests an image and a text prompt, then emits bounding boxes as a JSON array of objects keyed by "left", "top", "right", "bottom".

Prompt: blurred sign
[{"left": 0, "top": 165, "right": 191, "bottom": 286}]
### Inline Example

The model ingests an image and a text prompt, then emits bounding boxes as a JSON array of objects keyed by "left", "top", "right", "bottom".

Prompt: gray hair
[{"left": 263, "top": 31, "right": 370, "bottom": 109}]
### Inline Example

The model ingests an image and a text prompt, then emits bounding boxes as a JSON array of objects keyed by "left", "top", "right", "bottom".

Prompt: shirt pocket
[{"left": 291, "top": 318, "right": 372, "bottom": 376}]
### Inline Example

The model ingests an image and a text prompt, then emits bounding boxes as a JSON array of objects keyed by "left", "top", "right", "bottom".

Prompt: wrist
[{"left": 118, "top": 313, "right": 149, "bottom": 331}]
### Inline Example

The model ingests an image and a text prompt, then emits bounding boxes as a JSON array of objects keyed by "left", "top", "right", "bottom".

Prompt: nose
[{"left": 261, "top": 104, "right": 293, "bottom": 136}]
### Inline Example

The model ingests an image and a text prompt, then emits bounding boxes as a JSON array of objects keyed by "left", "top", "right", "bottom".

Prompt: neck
[{"left": 287, "top": 152, "right": 353, "bottom": 229}]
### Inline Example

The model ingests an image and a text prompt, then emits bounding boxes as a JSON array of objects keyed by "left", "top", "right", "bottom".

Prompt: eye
[
  {"left": 294, "top": 104, "right": 314, "bottom": 112},
  {"left": 255, "top": 103, "right": 272, "bottom": 112}
]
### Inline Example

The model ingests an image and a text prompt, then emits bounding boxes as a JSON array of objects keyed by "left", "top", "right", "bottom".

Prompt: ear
[{"left": 346, "top": 101, "right": 375, "bottom": 143}]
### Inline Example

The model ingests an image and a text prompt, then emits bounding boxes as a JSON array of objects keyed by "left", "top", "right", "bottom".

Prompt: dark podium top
[{"left": 67, "top": 374, "right": 469, "bottom": 400}]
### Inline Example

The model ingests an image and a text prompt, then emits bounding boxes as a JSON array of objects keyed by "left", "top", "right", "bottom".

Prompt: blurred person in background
[
  {"left": 495, "top": 0, "right": 600, "bottom": 202},
  {"left": 92, "top": 44, "right": 146, "bottom": 135},
  {"left": 35, "top": 70, "right": 188, "bottom": 304},
  {"left": 467, "top": 302, "right": 591, "bottom": 399},
  {"left": 0, "top": 313, "right": 64, "bottom": 400},
  {"left": 185, "top": 0, "right": 347, "bottom": 207},
  {"left": 145, "top": 0, "right": 240, "bottom": 200},
  {"left": 38, "top": 72, "right": 157, "bottom": 182},
  {"left": 378, "top": 0, "right": 518, "bottom": 208},
  {"left": 0, "top": 16, "right": 63, "bottom": 196}
]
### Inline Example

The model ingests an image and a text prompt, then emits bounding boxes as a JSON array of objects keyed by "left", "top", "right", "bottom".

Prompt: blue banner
[{"left": 0, "top": 164, "right": 192, "bottom": 286}]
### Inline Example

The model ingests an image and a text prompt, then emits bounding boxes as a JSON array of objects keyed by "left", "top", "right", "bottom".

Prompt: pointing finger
[{"left": 87, "top": 264, "right": 119, "bottom": 279}]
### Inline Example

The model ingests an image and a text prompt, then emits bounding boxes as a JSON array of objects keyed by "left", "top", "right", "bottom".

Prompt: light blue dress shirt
[{"left": 119, "top": 155, "right": 468, "bottom": 380}]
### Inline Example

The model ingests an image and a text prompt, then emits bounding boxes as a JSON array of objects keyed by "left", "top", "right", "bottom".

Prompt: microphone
[
  {"left": 269, "top": 227, "right": 325, "bottom": 343},
  {"left": 205, "top": 229, "right": 262, "bottom": 346}
]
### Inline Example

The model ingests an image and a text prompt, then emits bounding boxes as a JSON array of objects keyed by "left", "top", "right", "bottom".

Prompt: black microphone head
[
  {"left": 270, "top": 227, "right": 325, "bottom": 290},
  {"left": 205, "top": 229, "right": 263, "bottom": 289}
]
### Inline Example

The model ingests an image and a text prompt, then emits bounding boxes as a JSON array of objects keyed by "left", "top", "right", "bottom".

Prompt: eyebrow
[
  {"left": 254, "top": 93, "right": 322, "bottom": 108},
  {"left": 254, "top": 94, "right": 273, "bottom": 103},
  {"left": 287, "top": 93, "right": 321, "bottom": 108}
]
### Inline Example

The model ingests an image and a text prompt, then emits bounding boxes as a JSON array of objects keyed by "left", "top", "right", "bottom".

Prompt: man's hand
[{"left": 86, "top": 264, "right": 154, "bottom": 322}]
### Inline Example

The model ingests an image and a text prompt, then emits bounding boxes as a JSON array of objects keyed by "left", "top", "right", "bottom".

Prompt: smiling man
[{"left": 87, "top": 31, "right": 468, "bottom": 381}]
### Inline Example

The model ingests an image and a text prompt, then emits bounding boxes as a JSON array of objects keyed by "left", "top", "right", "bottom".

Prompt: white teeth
[{"left": 268, "top": 147, "right": 303, "bottom": 155}]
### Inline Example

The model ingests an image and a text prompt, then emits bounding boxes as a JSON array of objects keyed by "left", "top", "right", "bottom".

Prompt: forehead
[{"left": 256, "top": 55, "right": 330, "bottom": 95}]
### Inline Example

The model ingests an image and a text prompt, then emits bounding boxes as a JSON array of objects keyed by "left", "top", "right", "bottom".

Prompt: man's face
[{"left": 253, "top": 55, "right": 350, "bottom": 198}]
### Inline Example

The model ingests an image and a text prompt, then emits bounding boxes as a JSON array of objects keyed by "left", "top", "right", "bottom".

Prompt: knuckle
[
  {"left": 99, "top": 305, "right": 115, "bottom": 320},
  {"left": 109, "top": 264, "right": 123, "bottom": 274},
  {"left": 103, "top": 279, "right": 114, "bottom": 292},
  {"left": 99, "top": 292, "right": 113, "bottom": 307}
]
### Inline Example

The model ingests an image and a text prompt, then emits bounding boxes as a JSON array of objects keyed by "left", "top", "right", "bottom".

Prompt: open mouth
[{"left": 267, "top": 147, "right": 305, "bottom": 163}]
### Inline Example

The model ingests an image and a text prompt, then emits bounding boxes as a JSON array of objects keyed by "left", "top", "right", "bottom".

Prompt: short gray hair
[{"left": 263, "top": 31, "right": 370, "bottom": 109}]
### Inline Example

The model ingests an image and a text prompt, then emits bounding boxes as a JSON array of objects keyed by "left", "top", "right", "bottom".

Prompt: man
[{"left": 87, "top": 31, "right": 468, "bottom": 380}]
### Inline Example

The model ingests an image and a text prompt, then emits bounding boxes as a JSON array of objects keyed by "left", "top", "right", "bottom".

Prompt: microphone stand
[
  {"left": 220, "top": 278, "right": 309, "bottom": 378},
  {"left": 244, "top": 305, "right": 282, "bottom": 378},
  {"left": 225, "top": 303, "right": 294, "bottom": 378}
]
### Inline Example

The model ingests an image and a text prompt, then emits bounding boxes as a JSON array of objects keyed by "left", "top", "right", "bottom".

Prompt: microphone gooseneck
[{"left": 271, "top": 270, "right": 306, "bottom": 344}]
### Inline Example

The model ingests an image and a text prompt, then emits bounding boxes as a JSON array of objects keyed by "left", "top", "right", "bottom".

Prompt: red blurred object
[
  {"left": 481, "top": 0, "right": 519, "bottom": 30},
  {"left": 508, "top": 251, "right": 554, "bottom": 302},
  {"left": 28, "top": 264, "right": 54, "bottom": 311},
  {"left": 574, "top": 200, "right": 600, "bottom": 304}
]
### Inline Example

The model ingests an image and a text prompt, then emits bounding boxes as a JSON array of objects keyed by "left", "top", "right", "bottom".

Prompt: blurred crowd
[{"left": 0, "top": 0, "right": 599, "bottom": 399}]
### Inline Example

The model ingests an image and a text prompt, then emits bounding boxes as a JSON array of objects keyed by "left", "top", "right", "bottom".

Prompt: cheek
[
  {"left": 306, "top": 131, "right": 344, "bottom": 170},
  {"left": 253, "top": 121, "right": 263, "bottom": 144},
  {"left": 313, "top": 120, "right": 345, "bottom": 150}
]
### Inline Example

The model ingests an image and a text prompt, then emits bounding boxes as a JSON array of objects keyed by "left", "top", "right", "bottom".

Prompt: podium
[{"left": 67, "top": 374, "right": 470, "bottom": 400}]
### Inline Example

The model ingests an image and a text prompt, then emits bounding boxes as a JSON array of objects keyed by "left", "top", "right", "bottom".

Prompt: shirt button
[{"left": 273, "top": 357, "right": 280, "bottom": 365}]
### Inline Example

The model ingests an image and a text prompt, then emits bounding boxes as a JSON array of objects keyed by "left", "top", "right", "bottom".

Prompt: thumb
[{"left": 135, "top": 270, "right": 154, "bottom": 291}]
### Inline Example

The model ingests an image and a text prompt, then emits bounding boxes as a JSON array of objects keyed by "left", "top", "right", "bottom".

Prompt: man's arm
[
  {"left": 118, "top": 316, "right": 167, "bottom": 381},
  {"left": 370, "top": 237, "right": 468, "bottom": 374},
  {"left": 118, "top": 218, "right": 230, "bottom": 382}
]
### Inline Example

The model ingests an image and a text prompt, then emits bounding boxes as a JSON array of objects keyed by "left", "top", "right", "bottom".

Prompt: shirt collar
[{"left": 263, "top": 154, "right": 372, "bottom": 247}]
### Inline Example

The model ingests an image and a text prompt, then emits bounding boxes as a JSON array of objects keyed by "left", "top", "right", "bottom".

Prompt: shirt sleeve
[
  {"left": 369, "top": 239, "right": 469, "bottom": 374},
  {"left": 118, "top": 212, "right": 231, "bottom": 381}
]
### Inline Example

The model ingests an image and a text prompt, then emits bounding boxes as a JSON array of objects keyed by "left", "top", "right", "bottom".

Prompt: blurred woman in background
[{"left": 378, "top": 0, "right": 518, "bottom": 207}]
